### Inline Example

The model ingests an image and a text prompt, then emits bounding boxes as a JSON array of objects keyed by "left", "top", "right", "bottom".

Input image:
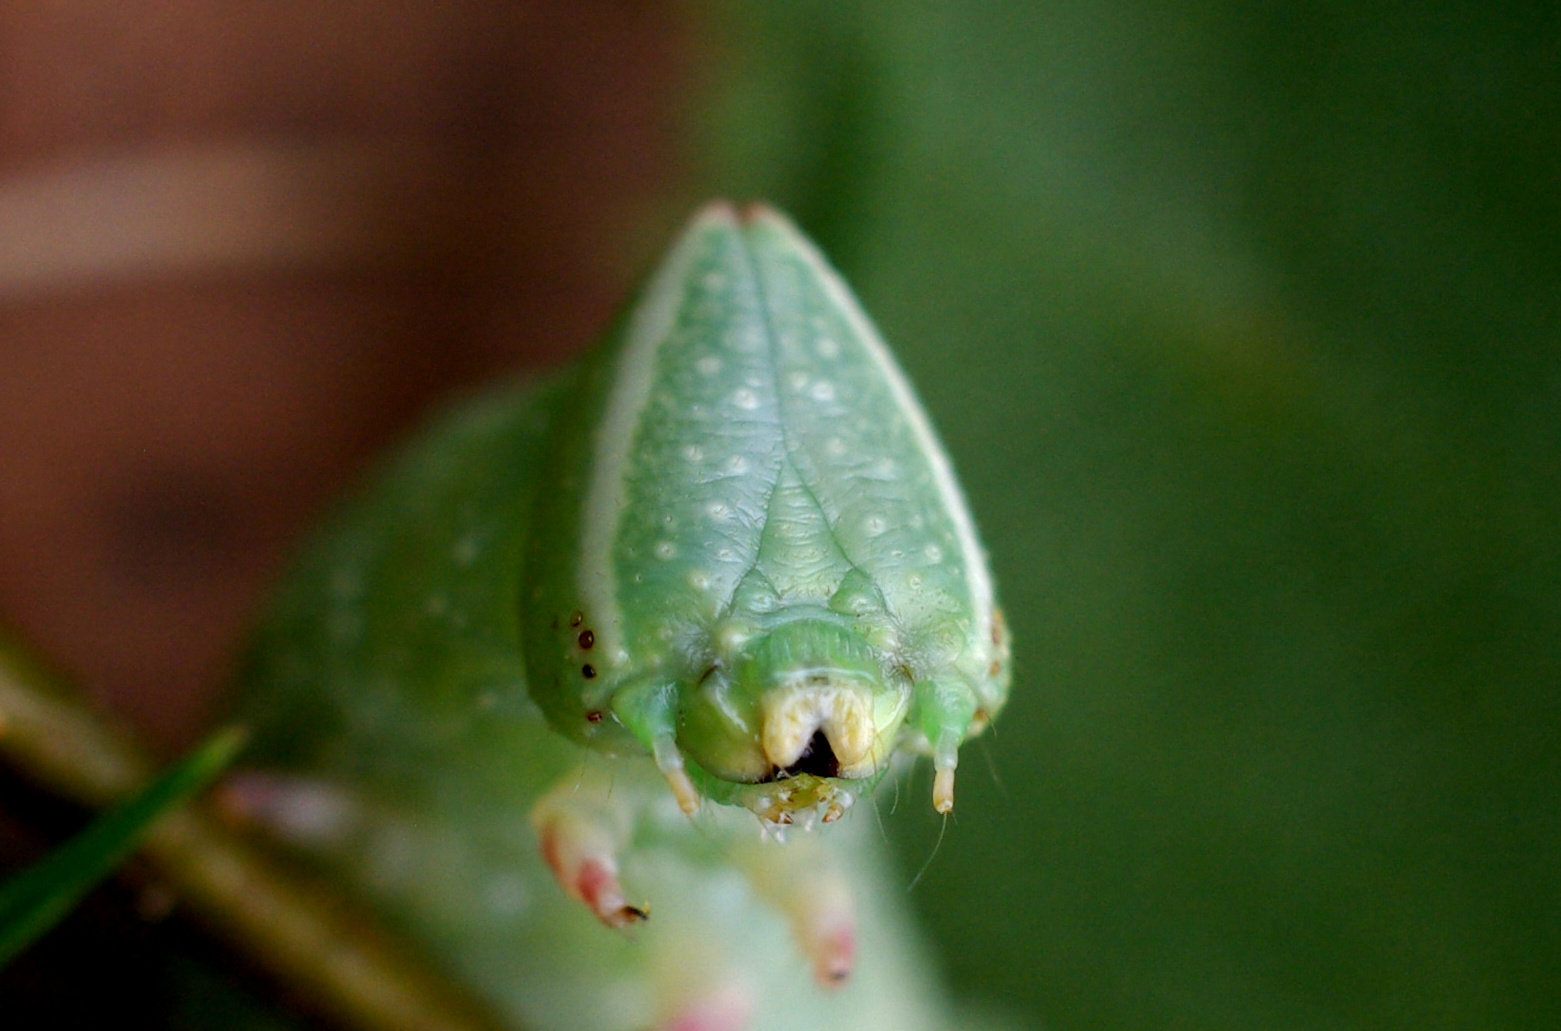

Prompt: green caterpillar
[{"left": 233, "top": 203, "right": 1010, "bottom": 1031}]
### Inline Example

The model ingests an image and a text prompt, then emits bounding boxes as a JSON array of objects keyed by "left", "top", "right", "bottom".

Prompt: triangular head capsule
[{"left": 521, "top": 202, "right": 1010, "bottom": 821}]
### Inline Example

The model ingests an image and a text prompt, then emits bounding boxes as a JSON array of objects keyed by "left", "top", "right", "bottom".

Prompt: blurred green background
[{"left": 697, "top": 2, "right": 1558, "bottom": 1028}]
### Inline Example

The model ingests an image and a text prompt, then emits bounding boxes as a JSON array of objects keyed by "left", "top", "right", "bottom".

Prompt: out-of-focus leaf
[
  {"left": 697, "top": 2, "right": 1560, "bottom": 1029},
  {"left": 0, "top": 725, "right": 245, "bottom": 967}
]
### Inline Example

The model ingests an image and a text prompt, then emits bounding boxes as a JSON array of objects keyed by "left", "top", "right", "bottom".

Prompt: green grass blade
[{"left": 0, "top": 724, "right": 246, "bottom": 967}]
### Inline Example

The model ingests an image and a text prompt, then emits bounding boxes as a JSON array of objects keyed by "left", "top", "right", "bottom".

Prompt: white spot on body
[
  {"left": 816, "top": 336, "right": 840, "bottom": 359},
  {"left": 717, "top": 624, "right": 751, "bottom": 652},
  {"left": 725, "top": 455, "right": 748, "bottom": 475},
  {"left": 682, "top": 444, "right": 704, "bottom": 462},
  {"left": 732, "top": 387, "right": 760, "bottom": 411},
  {"left": 924, "top": 544, "right": 943, "bottom": 562},
  {"left": 655, "top": 541, "right": 677, "bottom": 560},
  {"left": 696, "top": 355, "right": 722, "bottom": 376},
  {"left": 809, "top": 381, "right": 837, "bottom": 403},
  {"left": 864, "top": 515, "right": 887, "bottom": 536}
]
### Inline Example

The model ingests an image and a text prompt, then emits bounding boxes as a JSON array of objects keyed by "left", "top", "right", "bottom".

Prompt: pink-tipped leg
[
  {"left": 216, "top": 770, "right": 361, "bottom": 847},
  {"left": 658, "top": 986, "right": 754, "bottom": 1031},
  {"left": 532, "top": 773, "right": 647, "bottom": 928},
  {"left": 736, "top": 831, "right": 857, "bottom": 987}
]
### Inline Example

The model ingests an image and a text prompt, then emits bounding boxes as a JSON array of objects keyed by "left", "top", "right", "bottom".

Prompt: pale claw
[
  {"left": 655, "top": 748, "right": 702, "bottom": 816},
  {"left": 931, "top": 726, "right": 963, "bottom": 814},
  {"left": 932, "top": 765, "right": 956, "bottom": 815}
]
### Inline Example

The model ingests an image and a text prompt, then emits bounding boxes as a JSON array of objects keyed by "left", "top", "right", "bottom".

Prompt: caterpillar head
[{"left": 523, "top": 203, "right": 1010, "bottom": 825}]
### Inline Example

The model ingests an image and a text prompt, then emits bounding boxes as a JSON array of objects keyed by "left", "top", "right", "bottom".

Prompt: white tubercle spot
[
  {"left": 809, "top": 380, "right": 837, "bottom": 403},
  {"left": 732, "top": 387, "right": 760, "bottom": 410},
  {"left": 706, "top": 501, "right": 730, "bottom": 520},
  {"left": 924, "top": 544, "right": 944, "bottom": 562},
  {"left": 816, "top": 336, "right": 840, "bottom": 359},
  {"left": 864, "top": 515, "right": 887, "bottom": 536},
  {"left": 717, "top": 623, "right": 751, "bottom": 652},
  {"left": 788, "top": 370, "right": 809, "bottom": 391},
  {"left": 655, "top": 541, "right": 677, "bottom": 560},
  {"left": 716, "top": 547, "right": 734, "bottom": 560},
  {"left": 696, "top": 355, "right": 722, "bottom": 376},
  {"left": 682, "top": 444, "right": 704, "bottom": 462},
  {"left": 725, "top": 455, "right": 749, "bottom": 475},
  {"left": 688, "top": 570, "right": 711, "bottom": 589},
  {"left": 826, "top": 436, "right": 847, "bottom": 456}
]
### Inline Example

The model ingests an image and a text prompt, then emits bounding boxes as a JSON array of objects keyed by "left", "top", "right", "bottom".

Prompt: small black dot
[{"left": 581, "top": 664, "right": 597, "bottom": 679}]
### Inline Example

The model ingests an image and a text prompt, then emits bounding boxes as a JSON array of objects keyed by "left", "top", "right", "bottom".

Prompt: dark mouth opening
[{"left": 770, "top": 729, "right": 840, "bottom": 781}]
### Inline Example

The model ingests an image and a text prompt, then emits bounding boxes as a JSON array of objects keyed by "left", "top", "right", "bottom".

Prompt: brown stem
[{"left": 0, "top": 634, "right": 510, "bottom": 1031}]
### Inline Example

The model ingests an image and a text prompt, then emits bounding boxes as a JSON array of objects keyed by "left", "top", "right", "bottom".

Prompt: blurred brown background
[{"left": 0, "top": 3, "right": 689, "bottom": 751}]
